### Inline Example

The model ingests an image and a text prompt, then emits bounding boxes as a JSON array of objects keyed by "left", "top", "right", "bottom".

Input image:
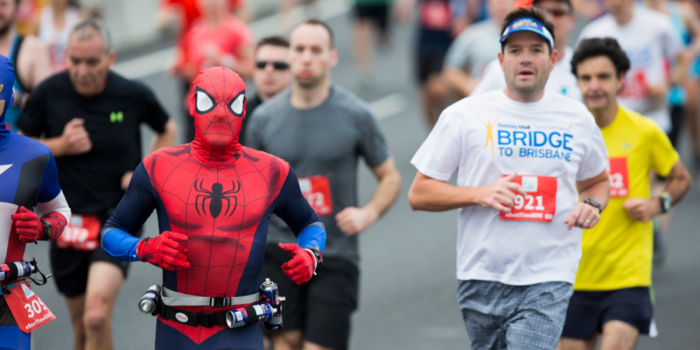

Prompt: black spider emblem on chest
[{"left": 193, "top": 179, "right": 240, "bottom": 218}]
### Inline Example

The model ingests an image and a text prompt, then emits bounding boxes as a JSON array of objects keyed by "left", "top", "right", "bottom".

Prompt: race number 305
[{"left": 499, "top": 175, "right": 558, "bottom": 222}]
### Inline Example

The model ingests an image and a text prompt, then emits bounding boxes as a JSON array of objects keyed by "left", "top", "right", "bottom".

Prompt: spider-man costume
[{"left": 101, "top": 67, "right": 325, "bottom": 350}]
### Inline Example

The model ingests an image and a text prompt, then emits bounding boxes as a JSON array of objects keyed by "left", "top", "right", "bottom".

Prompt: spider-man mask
[{"left": 189, "top": 67, "right": 246, "bottom": 161}]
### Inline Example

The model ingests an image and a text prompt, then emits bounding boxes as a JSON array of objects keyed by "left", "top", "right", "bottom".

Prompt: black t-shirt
[{"left": 17, "top": 71, "right": 169, "bottom": 215}]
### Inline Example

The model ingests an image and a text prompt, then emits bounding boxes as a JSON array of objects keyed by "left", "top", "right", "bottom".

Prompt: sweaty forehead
[{"left": 504, "top": 31, "right": 548, "bottom": 48}]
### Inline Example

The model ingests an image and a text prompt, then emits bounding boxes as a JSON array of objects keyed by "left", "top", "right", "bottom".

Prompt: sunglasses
[
  {"left": 543, "top": 8, "right": 572, "bottom": 17},
  {"left": 256, "top": 61, "right": 290, "bottom": 70}
]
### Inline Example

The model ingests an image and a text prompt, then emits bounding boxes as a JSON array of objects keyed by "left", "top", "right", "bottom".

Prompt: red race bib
[
  {"left": 499, "top": 175, "right": 558, "bottom": 222},
  {"left": 299, "top": 176, "right": 334, "bottom": 216},
  {"left": 419, "top": 1, "right": 451, "bottom": 31},
  {"left": 57, "top": 214, "right": 101, "bottom": 251},
  {"left": 4, "top": 282, "right": 55, "bottom": 333},
  {"left": 608, "top": 157, "right": 629, "bottom": 198}
]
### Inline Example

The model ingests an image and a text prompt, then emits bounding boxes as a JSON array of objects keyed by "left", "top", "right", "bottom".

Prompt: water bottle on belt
[
  {"left": 0, "top": 261, "right": 34, "bottom": 282},
  {"left": 138, "top": 285, "right": 162, "bottom": 316},
  {"left": 259, "top": 278, "right": 283, "bottom": 329}
]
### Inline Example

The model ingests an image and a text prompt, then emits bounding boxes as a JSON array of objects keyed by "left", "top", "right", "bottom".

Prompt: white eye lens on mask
[
  {"left": 229, "top": 93, "right": 245, "bottom": 116},
  {"left": 195, "top": 88, "right": 215, "bottom": 113}
]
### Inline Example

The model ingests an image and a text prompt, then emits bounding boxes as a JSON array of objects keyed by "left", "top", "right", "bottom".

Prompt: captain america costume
[
  {"left": 101, "top": 67, "right": 325, "bottom": 350},
  {"left": 0, "top": 55, "right": 70, "bottom": 349}
]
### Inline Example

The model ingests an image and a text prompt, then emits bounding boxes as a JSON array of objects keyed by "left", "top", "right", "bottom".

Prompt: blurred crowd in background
[{"left": 9, "top": 0, "right": 700, "bottom": 168}]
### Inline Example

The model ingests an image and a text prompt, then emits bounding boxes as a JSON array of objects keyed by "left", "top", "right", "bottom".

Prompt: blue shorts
[
  {"left": 458, "top": 280, "right": 573, "bottom": 350},
  {"left": 0, "top": 325, "right": 31, "bottom": 350},
  {"left": 562, "top": 287, "right": 654, "bottom": 340},
  {"left": 1, "top": 292, "right": 31, "bottom": 350}
]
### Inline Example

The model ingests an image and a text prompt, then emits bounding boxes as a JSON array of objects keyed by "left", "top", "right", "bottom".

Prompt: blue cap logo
[{"left": 500, "top": 17, "right": 554, "bottom": 49}]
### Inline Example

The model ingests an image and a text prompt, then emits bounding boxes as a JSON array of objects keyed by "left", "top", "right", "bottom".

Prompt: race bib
[
  {"left": 499, "top": 175, "right": 558, "bottom": 222},
  {"left": 620, "top": 70, "right": 648, "bottom": 99},
  {"left": 299, "top": 176, "right": 333, "bottom": 216},
  {"left": 4, "top": 282, "right": 55, "bottom": 333},
  {"left": 419, "top": 1, "right": 451, "bottom": 31},
  {"left": 608, "top": 157, "right": 629, "bottom": 198},
  {"left": 57, "top": 214, "right": 101, "bottom": 251}
]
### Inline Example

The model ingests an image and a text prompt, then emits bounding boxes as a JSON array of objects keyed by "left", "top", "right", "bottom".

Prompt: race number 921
[{"left": 500, "top": 175, "right": 558, "bottom": 223}]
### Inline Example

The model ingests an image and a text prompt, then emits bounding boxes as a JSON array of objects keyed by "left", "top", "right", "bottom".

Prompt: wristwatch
[
  {"left": 659, "top": 192, "right": 672, "bottom": 213},
  {"left": 583, "top": 198, "right": 603, "bottom": 214},
  {"left": 41, "top": 220, "right": 52, "bottom": 241},
  {"left": 304, "top": 246, "right": 323, "bottom": 267}
]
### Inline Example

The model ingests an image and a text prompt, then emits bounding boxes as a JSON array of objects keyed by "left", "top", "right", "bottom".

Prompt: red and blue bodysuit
[
  {"left": 101, "top": 67, "right": 325, "bottom": 350},
  {"left": 0, "top": 55, "right": 70, "bottom": 350}
]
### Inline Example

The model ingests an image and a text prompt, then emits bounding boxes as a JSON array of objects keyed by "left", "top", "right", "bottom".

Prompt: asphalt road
[{"left": 24, "top": 8, "right": 700, "bottom": 350}]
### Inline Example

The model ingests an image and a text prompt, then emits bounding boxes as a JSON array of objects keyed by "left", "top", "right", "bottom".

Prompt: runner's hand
[
  {"left": 11, "top": 207, "right": 43, "bottom": 243},
  {"left": 336, "top": 207, "right": 377, "bottom": 236},
  {"left": 622, "top": 198, "right": 661, "bottom": 222},
  {"left": 565, "top": 202, "right": 600, "bottom": 230},
  {"left": 137, "top": 231, "right": 189, "bottom": 270},
  {"left": 478, "top": 173, "right": 526, "bottom": 212},
  {"left": 279, "top": 243, "right": 316, "bottom": 285},
  {"left": 61, "top": 118, "right": 92, "bottom": 156}
]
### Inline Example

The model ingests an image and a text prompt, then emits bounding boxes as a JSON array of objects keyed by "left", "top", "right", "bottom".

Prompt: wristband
[{"left": 583, "top": 198, "right": 602, "bottom": 214}]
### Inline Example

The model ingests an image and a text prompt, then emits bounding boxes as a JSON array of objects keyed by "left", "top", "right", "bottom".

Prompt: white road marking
[
  {"left": 112, "top": 0, "right": 350, "bottom": 80},
  {"left": 370, "top": 93, "right": 406, "bottom": 120}
]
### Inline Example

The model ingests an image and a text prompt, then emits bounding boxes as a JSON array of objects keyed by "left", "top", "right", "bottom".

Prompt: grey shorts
[{"left": 458, "top": 279, "right": 573, "bottom": 350}]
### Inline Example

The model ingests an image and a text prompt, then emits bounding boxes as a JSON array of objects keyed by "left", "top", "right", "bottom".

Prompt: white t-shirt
[
  {"left": 411, "top": 91, "right": 608, "bottom": 285},
  {"left": 579, "top": 7, "right": 682, "bottom": 133},
  {"left": 471, "top": 47, "right": 582, "bottom": 101}
]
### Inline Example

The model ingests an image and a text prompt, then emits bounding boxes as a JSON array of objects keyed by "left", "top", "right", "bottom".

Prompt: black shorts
[
  {"left": 50, "top": 241, "right": 129, "bottom": 298},
  {"left": 562, "top": 287, "right": 654, "bottom": 340},
  {"left": 417, "top": 50, "right": 448, "bottom": 84},
  {"left": 668, "top": 105, "right": 684, "bottom": 148},
  {"left": 262, "top": 245, "right": 359, "bottom": 350},
  {"left": 353, "top": 4, "right": 390, "bottom": 33}
]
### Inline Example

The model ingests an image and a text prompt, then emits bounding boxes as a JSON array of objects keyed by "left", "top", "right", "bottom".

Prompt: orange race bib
[
  {"left": 299, "top": 176, "right": 333, "bottom": 216},
  {"left": 499, "top": 175, "right": 558, "bottom": 222},
  {"left": 57, "top": 214, "right": 101, "bottom": 251},
  {"left": 4, "top": 282, "right": 55, "bottom": 333},
  {"left": 608, "top": 157, "right": 629, "bottom": 198}
]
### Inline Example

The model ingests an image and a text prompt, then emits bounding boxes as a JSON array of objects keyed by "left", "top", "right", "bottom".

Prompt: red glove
[
  {"left": 279, "top": 243, "right": 316, "bottom": 285},
  {"left": 137, "top": 231, "right": 190, "bottom": 271},
  {"left": 11, "top": 207, "right": 44, "bottom": 243}
]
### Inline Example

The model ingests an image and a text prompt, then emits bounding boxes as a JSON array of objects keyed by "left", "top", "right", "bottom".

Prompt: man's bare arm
[
  {"left": 336, "top": 157, "right": 402, "bottom": 235},
  {"left": 149, "top": 120, "right": 178, "bottom": 153}
]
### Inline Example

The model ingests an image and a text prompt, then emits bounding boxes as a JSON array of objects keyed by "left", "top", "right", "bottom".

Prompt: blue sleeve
[
  {"left": 273, "top": 167, "right": 326, "bottom": 252},
  {"left": 36, "top": 153, "right": 61, "bottom": 203},
  {"left": 296, "top": 222, "right": 326, "bottom": 252},
  {"left": 102, "top": 229, "right": 141, "bottom": 261},
  {"left": 101, "top": 162, "right": 157, "bottom": 261}
]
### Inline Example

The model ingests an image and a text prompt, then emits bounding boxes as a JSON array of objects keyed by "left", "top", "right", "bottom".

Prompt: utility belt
[{"left": 138, "top": 278, "right": 284, "bottom": 330}]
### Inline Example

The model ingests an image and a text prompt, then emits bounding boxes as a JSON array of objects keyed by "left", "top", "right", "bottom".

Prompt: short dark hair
[
  {"left": 532, "top": 0, "right": 573, "bottom": 11},
  {"left": 293, "top": 19, "right": 334, "bottom": 49},
  {"left": 571, "top": 38, "right": 631, "bottom": 77},
  {"left": 500, "top": 7, "right": 556, "bottom": 53},
  {"left": 256, "top": 36, "right": 290, "bottom": 51}
]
